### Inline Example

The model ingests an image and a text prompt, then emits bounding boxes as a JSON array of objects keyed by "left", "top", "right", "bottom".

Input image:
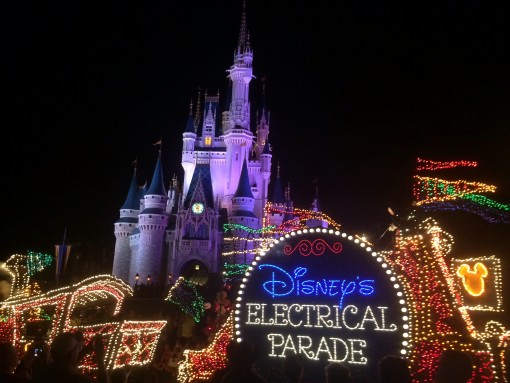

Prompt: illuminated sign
[
  {"left": 456, "top": 262, "right": 488, "bottom": 296},
  {"left": 235, "top": 229, "right": 410, "bottom": 381},
  {"left": 451, "top": 255, "right": 503, "bottom": 311}
]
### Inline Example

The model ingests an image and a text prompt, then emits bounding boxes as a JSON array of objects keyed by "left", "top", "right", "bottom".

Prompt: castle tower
[
  {"left": 229, "top": 159, "right": 258, "bottom": 264},
  {"left": 201, "top": 93, "right": 219, "bottom": 148},
  {"left": 167, "top": 174, "right": 179, "bottom": 215},
  {"left": 284, "top": 182, "right": 294, "bottom": 223},
  {"left": 170, "top": 163, "right": 221, "bottom": 277},
  {"left": 223, "top": 2, "right": 255, "bottom": 209},
  {"left": 182, "top": 102, "right": 197, "bottom": 197},
  {"left": 255, "top": 77, "right": 270, "bottom": 159},
  {"left": 307, "top": 179, "right": 328, "bottom": 228},
  {"left": 259, "top": 140, "right": 272, "bottom": 218},
  {"left": 112, "top": 161, "right": 140, "bottom": 282},
  {"left": 129, "top": 147, "right": 169, "bottom": 286},
  {"left": 268, "top": 162, "right": 286, "bottom": 229}
]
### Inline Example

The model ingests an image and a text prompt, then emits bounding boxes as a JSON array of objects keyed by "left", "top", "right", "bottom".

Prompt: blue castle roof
[
  {"left": 120, "top": 170, "right": 140, "bottom": 210},
  {"left": 184, "top": 112, "right": 195, "bottom": 133},
  {"left": 271, "top": 175, "right": 285, "bottom": 204},
  {"left": 234, "top": 159, "right": 254, "bottom": 199},
  {"left": 146, "top": 155, "right": 166, "bottom": 196},
  {"left": 183, "top": 163, "right": 215, "bottom": 208}
]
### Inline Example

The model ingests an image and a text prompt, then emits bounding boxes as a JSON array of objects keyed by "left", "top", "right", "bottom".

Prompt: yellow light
[{"left": 456, "top": 262, "right": 488, "bottom": 296}]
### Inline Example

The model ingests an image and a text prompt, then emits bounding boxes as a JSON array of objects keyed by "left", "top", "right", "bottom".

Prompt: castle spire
[
  {"left": 146, "top": 140, "right": 166, "bottom": 196},
  {"left": 233, "top": 159, "right": 254, "bottom": 199},
  {"left": 260, "top": 75, "right": 268, "bottom": 121},
  {"left": 271, "top": 162, "right": 285, "bottom": 204},
  {"left": 120, "top": 158, "right": 140, "bottom": 210},
  {"left": 238, "top": 0, "right": 249, "bottom": 53},
  {"left": 311, "top": 178, "right": 321, "bottom": 212},
  {"left": 193, "top": 87, "right": 202, "bottom": 132}
]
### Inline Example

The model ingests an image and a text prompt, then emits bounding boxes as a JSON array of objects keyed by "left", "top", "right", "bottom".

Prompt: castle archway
[{"left": 179, "top": 259, "right": 209, "bottom": 285}]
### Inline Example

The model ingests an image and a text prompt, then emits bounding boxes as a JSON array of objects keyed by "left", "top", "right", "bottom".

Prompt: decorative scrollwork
[{"left": 284, "top": 239, "right": 343, "bottom": 256}]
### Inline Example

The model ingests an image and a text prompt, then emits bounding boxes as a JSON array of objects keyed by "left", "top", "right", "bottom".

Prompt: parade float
[
  {"left": 0, "top": 252, "right": 166, "bottom": 374},
  {"left": 178, "top": 159, "right": 510, "bottom": 382}
]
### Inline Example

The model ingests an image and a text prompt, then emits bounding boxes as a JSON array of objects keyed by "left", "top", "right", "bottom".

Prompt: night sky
[{"left": 4, "top": 0, "right": 510, "bottom": 275}]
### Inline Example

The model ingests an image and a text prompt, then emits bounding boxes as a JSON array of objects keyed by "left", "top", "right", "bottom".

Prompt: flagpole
[{"left": 55, "top": 228, "right": 67, "bottom": 284}]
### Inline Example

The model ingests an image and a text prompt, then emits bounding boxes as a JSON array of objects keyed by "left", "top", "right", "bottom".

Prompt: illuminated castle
[{"left": 112, "top": 3, "right": 291, "bottom": 286}]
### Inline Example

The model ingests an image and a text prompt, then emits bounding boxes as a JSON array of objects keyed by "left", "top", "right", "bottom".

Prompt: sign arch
[{"left": 234, "top": 228, "right": 411, "bottom": 381}]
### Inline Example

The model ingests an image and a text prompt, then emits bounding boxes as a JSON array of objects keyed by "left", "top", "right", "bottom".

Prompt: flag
[
  {"left": 55, "top": 229, "right": 71, "bottom": 283},
  {"left": 153, "top": 139, "right": 162, "bottom": 146}
]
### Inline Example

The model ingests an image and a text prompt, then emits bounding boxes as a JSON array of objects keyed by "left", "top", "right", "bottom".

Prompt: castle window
[{"left": 205, "top": 136, "right": 212, "bottom": 146}]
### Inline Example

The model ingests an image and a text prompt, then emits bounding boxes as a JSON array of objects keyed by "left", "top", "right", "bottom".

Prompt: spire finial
[
  {"left": 277, "top": 162, "right": 280, "bottom": 178},
  {"left": 260, "top": 75, "right": 268, "bottom": 121},
  {"left": 238, "top": 0, "right": 249, "bottom": 52},
  {"left": 132, "top": 157, "right": 138, "bottom": 177},
  {"left": 189, "top": 99, "right": 193, "bottom": 116},
  {"left": 153, "top": 138, "right": 162, "bottom": 157},
  {"left": 194, "top": 87, "right": 202, "bottom": 132},
  {"left": 313, "top": 177, "right": 319, "bottom": 196}
]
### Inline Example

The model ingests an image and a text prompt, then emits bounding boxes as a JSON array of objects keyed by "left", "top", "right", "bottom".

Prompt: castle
[{"left": 111, "top": 3, "right": 295, "bottom": 287}]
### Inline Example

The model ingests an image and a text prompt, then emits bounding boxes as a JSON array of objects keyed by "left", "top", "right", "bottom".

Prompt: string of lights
[
  {"left": 166, "top": 277, "right": 205, "bottom": 323},
  {"left": 416, "top": 158, "right": 478, "bottom": 171}
]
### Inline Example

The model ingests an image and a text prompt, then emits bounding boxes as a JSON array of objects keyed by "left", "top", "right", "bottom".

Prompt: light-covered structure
[{"left": 112, "top": 3, "right": 287, "bottom": 286}]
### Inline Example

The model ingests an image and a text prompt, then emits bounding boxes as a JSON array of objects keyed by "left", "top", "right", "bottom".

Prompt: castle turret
[
  {"left": 221, "top": 81, "right": 232, "bottom": 134},
  {"left": 223, "top": 2, "right": 255, "bottom": 207},
  {"left": 268, "top": 163, "right": 286, "bottom": 229},
  {"left": 259, "top": 140, "right": 272, "bottom": 217},
  {"left": 129, "top": 147, "right": 169, "bottom": 286},
  {"left": 228, "top": 1, "right": 253, "bottom": 130},
  {"left": 182, "top": 102, "right": 197, "bottom": 198},
  {"left": 306, "top": 179, "right": 328, "bottom": 228},
  {"left": 284, "top": 182, "right": 294, "bottom": 223},
  {"left": 201, "top": 93, "right": 219, "bottom": 147},
  {"left": 230, "top": 159, "right": 258, "bottom": 264},
  {"left": 112, "top": 161, "right": 140, "bottom": 282},
  {"left": 167, "top": 174, "right": 179, "bottom": 215},
  {"left": 255, "top": 77, "right": 270, "bottom": 158}
]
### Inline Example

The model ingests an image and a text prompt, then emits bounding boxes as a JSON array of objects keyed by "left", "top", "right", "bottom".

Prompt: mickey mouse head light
[{"left": 456, "top": 262, "right": 488, "bottom": 297}]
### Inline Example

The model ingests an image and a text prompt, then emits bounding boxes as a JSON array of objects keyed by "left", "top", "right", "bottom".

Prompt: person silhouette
[
  {"left": 208, "top": 340, "right": 238, "bottom": 383},
  {"left": 378, "top": 354, "right": 411, "bottom": 383},
  {"left": 0, "top": 342, "right": 31, "bottom": 382},
  {"left": 433, "top": 349, "right": 473, "bottom": 383},
  {"left": 324, "top": 362, "right": 351, "bottom": 383},
  {"left": 33, "top": 332, "right": 107, "bottom": 383},
  {"left": 282, "top": 353, "right": 305, "bottom": 383},
  {"left": 220, "top": 339, "right": 267, "bottom": 383}
]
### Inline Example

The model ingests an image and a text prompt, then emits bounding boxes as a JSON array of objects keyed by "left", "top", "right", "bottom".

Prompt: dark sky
[{"left": 4, "top": 0, "right": 510, "bottom": 268}]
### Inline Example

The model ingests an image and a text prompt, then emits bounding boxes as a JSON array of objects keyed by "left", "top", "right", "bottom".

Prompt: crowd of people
[
  {"left": 204, "top": 339, "right": 476, "bottom": 383},
  {"left": 0, "top": 332, "right": 108, "bottom": 383},
  {"left": 204, "top": 339, "right": 475, "bottom": 383},
  {"left": 0, "top": 333, "right": 476, "bottom": 383}
]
